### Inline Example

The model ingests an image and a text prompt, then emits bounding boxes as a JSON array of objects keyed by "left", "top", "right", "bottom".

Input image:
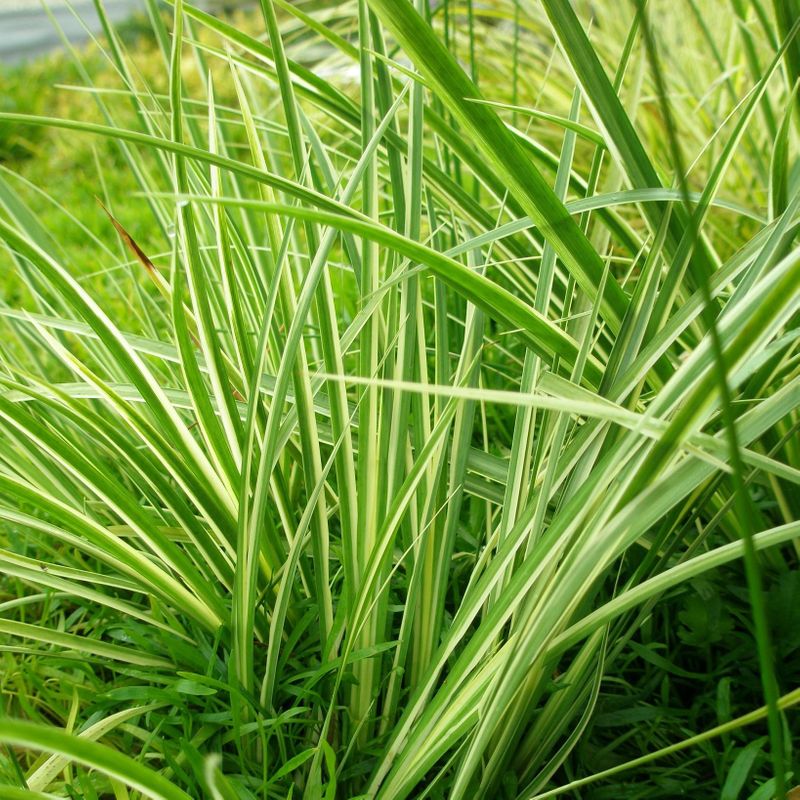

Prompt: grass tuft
[{"left": 1, "top": 0, "right": 799, "bottom": 797}]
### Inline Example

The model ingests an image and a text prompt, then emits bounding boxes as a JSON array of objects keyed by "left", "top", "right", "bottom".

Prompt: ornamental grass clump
[{"left": 0, "top": 0, "right": 799, "bottom": 797}]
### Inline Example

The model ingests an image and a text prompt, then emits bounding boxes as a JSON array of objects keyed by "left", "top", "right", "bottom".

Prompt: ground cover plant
[{"left": 0, "top": 0, "right": 799, "bottom": 797}]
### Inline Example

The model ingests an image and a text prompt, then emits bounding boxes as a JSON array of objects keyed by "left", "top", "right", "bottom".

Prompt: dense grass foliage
[{"left": 1, "top": 0, "right": 799, "bottom": 797}]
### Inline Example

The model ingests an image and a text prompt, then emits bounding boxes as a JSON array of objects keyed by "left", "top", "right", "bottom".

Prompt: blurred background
[
  {"left": 0, "top": 0, "right": 244, "bottom": 63},
  {"left": 1, "top": 0, "right": 146, "bottom": 63}
]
